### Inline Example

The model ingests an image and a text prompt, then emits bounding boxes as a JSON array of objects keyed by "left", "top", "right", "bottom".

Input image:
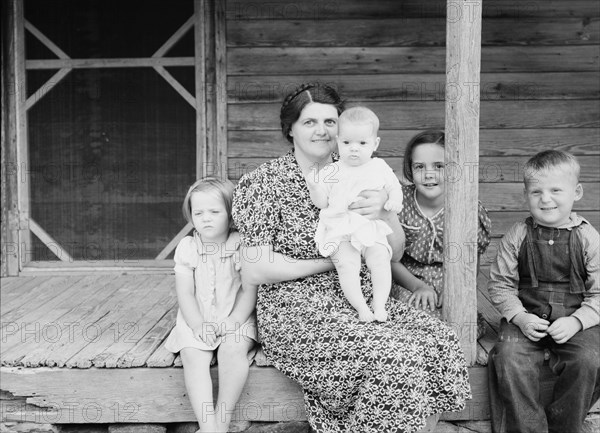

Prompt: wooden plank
[
  {"left": 0, "top": 276, "right": 84, "bottom": 328},
  {"left": 442, "top": 0, "right": 482, "bottom": 366},
  {"left": 228, "top": 129, "right": 600, "bottom": 158},
  {"left": 152, "top": 16, "right": 195, "bottom": 58},
  {"left": 3, "top": 365, "right": 596, "bottom": 424},
  {"left": 28, "top": 218, "right": 73, "bottom": 262},
  {"left": 228, "top": 46, "right": 599, "bottom": 74},
  {"left": 155, "top": 222, "right": 193, "bottom": 260},
  {"left": 20, "top": 260, "right": 174, "bottom": 274},
  {"left": 228, "top": 100, "right": 600, "bottom": 130},
  {"left": 15, "top": 274, "right": 132, "bottom": 368},
  {"left": 0, "top": 276, "right": 49, "bottom": 313},
  {"left": 25, "top": 68, "right": 71, "bottom": 110},
  {"left": 225, "top": 0, "right": 600, "bottom": 19},
  {"left": 214, "top": 0, "right": 228, "bottom": 177},
  {"left": 227, "top": 18, "right": 598, "bottom": 47},
  {"left": 98, "top": 276, "right": 176, "bottom": 368},
  {"left": 0, "top": 276, "right": 108, "bottom": 363},
  {"left": 40, "top": 275, "right": 159, "bottom": 369},
  {"left": 153, "top": 65, "right": 196, "bottom": 108},
  {"left": 194, "top": 0, "right": 208, "bottom": 178},
  {"left": 23, "top": 20, "right": 69, "bottom": 59},
  {"left": 120, "top": 305, "right": 178, "bottom": 368},
  {"left": 65, "top": 276, "right": 172, "bottom": 368},
  {"left": 25, "top": 57, "right": 195, "bottom": 70},
  {"left": 4, "top": 0, "right": 29, "bottom": 275},
  {"left": 227, "top": 72, "right": 600, "bottom": 102},
  {"left": 144, "top": 328, "right": 177, "bottom": 368}
]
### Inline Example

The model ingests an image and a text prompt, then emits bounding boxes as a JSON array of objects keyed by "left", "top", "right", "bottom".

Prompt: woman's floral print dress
[{"left": 232, "top": 151, "right": 471, "bottom": 433}]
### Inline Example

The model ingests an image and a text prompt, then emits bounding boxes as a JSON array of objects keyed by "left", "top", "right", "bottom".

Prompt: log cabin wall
[
  {"left": 224, "top": 0, "right": 600, "bottom": 253},
  {"left": 1, "top": 0, "right": 599, "bottom": 276}
]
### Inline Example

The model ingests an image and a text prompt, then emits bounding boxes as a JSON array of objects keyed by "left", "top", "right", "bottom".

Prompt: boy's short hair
[
  {"left": 182, "top": 176, "right": 236, "bottom": 229},
  {"left": 523, "top": 150, "right": 581, "bottom": 186},
  {"left": 338, "top": 106, "right": 380, "bottom": 136}
]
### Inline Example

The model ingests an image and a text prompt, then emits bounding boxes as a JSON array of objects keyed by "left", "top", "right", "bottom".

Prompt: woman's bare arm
[{"left": 241, "top": 245, "right": 334, "bottom": 286}]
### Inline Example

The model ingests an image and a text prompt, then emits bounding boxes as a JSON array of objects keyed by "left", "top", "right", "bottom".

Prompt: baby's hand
[
  {"left": 357, "top": 305, "right": 376, "bottom": 322},
  {"left": 512, "top": 312, "right": 549, "bottom": 342},
  {"left": 547, "top": 316, "right": 582, "bottom": 344},
  {"left": 384, "top": 200, "right": 403, "bottom": 213},
  {"left": 373, "top": 306, "right": 388, "bottom": 322},
  {"left": 408, "top": 285, "right": 439, "bottom": 311}
]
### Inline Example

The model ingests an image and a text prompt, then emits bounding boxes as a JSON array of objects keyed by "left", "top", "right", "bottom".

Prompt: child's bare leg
[
  {"left": 332, "top": 241, "right": 374, "bottom": 322},
  {"left": 215, "top": 333, "right": 255, "bottom": 432},
  {"left": 364, "top": 243, "right": 392, "bottom": 321},
  {"left": 180, "top": 348, "right": 217, "bottom": 432}
]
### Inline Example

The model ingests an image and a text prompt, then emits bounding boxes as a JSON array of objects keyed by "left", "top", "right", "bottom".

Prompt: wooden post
[
  {"left": 194, "top": 0, "right": 208, "bottom": 178},
  {"left": 195, "top": 0, "right": 227, "bottom": 179},
  {"left": 443, "top": 0, "right": 482, "bottom": 365},
  {"left": 2, "top": 0, "right": 29, "bottom": 275}
]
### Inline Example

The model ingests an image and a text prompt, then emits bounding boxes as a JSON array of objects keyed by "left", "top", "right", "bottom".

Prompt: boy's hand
[
  {"left": 512, "top": 312, "right": 549, "bottom": 342},
  {"left": 547, "top": 317, "right": 582, "bottom": 344},
  {"left": 408, "top": 285, "right": 440, "bottom": 311}
]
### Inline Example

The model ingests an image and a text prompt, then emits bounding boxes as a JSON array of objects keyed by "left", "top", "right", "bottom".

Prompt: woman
[{"left": 232, "top": 83, "right": 471, "bottom": 433}]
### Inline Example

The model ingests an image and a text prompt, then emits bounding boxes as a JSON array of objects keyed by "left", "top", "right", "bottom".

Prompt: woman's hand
[
  {"left": 408, "top": 285, "right": 440, "bottom": 312},
  {"left": 349, "top": 189, "right": 388, "bottom": 220}
]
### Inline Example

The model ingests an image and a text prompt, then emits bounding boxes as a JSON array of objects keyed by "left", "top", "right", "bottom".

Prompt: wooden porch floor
[
  {"left": 2, "top": 273, "right": 597, "bottom": 425},
  {"left": 0, "top": 272, "right": 500, "bottom": 369},
  {"left": 1, "top": 274, "right": 180, "bottom": 369}
]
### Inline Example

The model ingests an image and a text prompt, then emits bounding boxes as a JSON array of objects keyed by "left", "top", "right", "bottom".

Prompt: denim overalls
[
  {"left": 517, "top": 217, "right": 587, "bottom": 322},
  {"left": 488, "top": 218, "right": 600, "bottom": 433}
]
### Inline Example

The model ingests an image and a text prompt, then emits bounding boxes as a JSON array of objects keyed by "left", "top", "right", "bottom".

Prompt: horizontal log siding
[{"left": 224, "top": 0, "right": 600, "bottom": 239}]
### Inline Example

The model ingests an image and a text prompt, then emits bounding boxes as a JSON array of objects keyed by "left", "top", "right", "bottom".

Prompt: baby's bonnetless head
[{"left": 338, "top": 106, "right": 380, "bottom": 138}]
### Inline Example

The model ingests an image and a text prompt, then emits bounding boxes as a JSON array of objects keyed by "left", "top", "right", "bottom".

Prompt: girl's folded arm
[{"left": 240, "top": 245, "right": 334, "bottom": 286}]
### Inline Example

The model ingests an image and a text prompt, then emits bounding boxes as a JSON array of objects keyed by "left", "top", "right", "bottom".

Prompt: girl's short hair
[
  {"left": 280, "top": 82, "right": 345, "bottom": 144},
  {"left": 182, "top": 176, "right": 236, "bottom": 229},
  {"left": 403, "top": 130, "right": 445, "bottom": 183},
  {"left": 523, "top": 150, "right": 581, "bottom": 185}
]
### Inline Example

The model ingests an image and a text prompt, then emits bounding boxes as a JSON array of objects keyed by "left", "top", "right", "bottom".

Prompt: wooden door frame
[{"left": 2, "top": 0, "right": 227, "bottom": 275}]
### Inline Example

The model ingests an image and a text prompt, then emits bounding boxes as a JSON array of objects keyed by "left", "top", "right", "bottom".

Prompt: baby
[{"left": 306, "top": 106, "right": 404, "bottom": 322}]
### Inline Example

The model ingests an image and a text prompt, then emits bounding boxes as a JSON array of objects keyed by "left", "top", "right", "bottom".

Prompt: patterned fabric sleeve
[
  {"left": 477, "top": 201, "right": 492, "bottom": 255},
  {"left": 173, "top": 236, "right": 196, "bottom": 275},
  {"left": 232, "top": 168, "right": 279, "bottom": 247}
]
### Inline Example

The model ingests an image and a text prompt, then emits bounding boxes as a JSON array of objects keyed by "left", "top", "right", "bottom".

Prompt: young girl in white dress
[
  {"left": 305, "top": 106, "right": 404, "bottom": 322},
  {"left": 165, "top": 177, "right": 257, "bottom": 433}
]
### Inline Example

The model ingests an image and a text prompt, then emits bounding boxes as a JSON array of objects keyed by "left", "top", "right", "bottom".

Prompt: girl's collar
[
  {"left": 193, "top": 230, "right": 240, "bottom": 257},
  {"left": 412, "top": 186, "right": 444, "bottom": 219}
]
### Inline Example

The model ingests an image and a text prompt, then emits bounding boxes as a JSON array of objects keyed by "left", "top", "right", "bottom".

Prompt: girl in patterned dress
[
  {"left": 391, "top": 131, "right": 491, "bottom": 318},
  {"left": 165, "top": 177, "right": 257, "bottom": 433},
  {"left": 306, "top": 107, "right": 404, "bottom": 322},
  {"left": 233, "top": 83, "right": 472, "bottom": 433}
]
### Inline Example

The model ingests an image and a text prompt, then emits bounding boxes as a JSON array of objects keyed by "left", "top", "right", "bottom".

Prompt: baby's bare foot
[
  {"left": 373, "top": 307, "right": 388, "bottom": 322},
  {"left": 357, "top": 306, "right": 375, "bottom": 322}
]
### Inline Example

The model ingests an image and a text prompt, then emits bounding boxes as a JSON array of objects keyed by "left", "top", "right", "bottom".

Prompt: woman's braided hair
[{"left": 280, "top": 82, "right": 345, "bottom": 144}]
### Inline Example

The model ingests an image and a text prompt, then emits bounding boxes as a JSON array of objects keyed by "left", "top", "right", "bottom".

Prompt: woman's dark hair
[
  {"left": 403, "top": 130, "right": 445, "bottom": 183},
  {"left": 280, "top": 82, "right": 345, "bottom": 144}
]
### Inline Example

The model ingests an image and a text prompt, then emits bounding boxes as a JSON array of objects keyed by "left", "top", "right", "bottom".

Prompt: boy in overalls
[{"left": 487, "top": 150, "right": 599, "bottom": 433}]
